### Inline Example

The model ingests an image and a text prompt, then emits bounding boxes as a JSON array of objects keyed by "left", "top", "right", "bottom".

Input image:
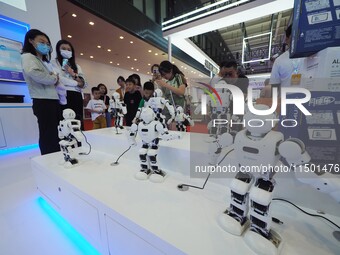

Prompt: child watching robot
[
  {"left": 86, "top": 87, "right": 107, "bottom": 129},
  {"left": 124, "top": 77, "right": 142, "bottom": 126}
]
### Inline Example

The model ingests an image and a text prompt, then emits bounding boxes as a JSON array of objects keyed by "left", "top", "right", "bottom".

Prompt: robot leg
[
  {"left": 148, "top": 146, "right": 166, "bottom": 183},
  {"left": 117, "top": 114, "right": 124, "bottom": 129},
  {"left": 135, "top": 145, "right": 151, "bottom": 180},
  {"left": 218, "top": 171, "right": 253, "bottom": 235},
  {"left": 59, "top": 140, "right": 78, "bottom": 167},
  {"left": 244, "top": 177, "right": 283, "bottom": 255}
]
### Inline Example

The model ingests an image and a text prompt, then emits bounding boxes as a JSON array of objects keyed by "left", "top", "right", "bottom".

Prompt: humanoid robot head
[
  {"left": 63, "top": 108, "right": 76, "bottom": 120},
  {"left": 112, "top": 92, "right": 120, "bottom": 100},
  {"left": 244, "top": 104, "right": 278, "bottom": 136},
  {"left": 153, "top": 88, "right": 163, "bottom": 98},
  {"left": 176, "top": 106, "right": 184, "bottom": 114},
  {"left": 140, "top": 107, "right": 155, "bottom": 124}
]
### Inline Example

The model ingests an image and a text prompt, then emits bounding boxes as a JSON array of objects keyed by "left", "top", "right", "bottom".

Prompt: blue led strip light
[
  {"left": 37, "top": 197, "right": 101, "bottom": 255},
  {"left": 0, "top": 144, "right": 39, "bottom": 155}
]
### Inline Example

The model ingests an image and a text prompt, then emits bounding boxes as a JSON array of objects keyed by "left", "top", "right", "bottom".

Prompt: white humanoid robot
[
  {"left": 109, "top": 92, "right": 127, "bottom": 133},
  {"left": 58, "top": 109, "right": 84, "bottom": 167},
  {"left": 129, "top": 107, "right": 181, "bottom": 183},
  {"left": 213, "top": 104, "right": 311, "bottom": 255},
  {"left": 148, "top": 88, "right": 175, "bottom": 127},
  {"left": 168, "top": 106, "right": 194, "bottom": 132},
  {"left": 194, "top": 80, "right": 237, "bottom": 136}
]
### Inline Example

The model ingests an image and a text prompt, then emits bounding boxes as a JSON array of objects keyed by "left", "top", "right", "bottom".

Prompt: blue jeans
[{"left": 105, "top": 111, "right": 112, "bottom": 127}]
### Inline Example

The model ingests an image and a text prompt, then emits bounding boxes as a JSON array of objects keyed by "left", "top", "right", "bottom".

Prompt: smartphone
[
  {"left": 62, "top": 59, "right": 68, "bottom": 70},
  {"left": 153, "top": 68, "right": 159, "bottom": 75}
]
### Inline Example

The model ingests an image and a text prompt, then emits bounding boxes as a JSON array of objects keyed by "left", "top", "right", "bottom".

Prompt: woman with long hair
[{"left": 51, "top": 39, "right": 87, "bottom": 129}]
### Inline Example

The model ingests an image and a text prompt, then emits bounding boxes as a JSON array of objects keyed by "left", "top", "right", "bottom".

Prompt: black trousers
[
  {"left": 61, "top": 90, "right": 84, "bottom": 130},
  {"left": 32, "top": 99, "right": 61, "bottom": 155}
]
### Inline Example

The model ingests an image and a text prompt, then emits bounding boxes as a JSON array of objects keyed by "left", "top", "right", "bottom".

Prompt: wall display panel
[
  {"left": 291, "top": 0, "right": 340, "bottom": 58},
  {"left": 0, "top": 36, "right": 24, "bottom": 82}
]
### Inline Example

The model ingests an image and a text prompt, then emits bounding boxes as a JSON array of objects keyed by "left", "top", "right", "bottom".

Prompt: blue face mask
[{"left": 36, "top": 43, "right": 50, "bottom": 55}]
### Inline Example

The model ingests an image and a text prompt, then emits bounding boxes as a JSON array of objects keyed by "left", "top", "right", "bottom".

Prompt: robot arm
[
  {"left": 164, "top": 99, "right": 175, "bottom": 119},
  {"left": 208, "top": 132, "right": 234, "bottom": 165},
  {"left": 108, "top": 99, "right": 115, "bottom": 113},
  {"left": 128, "top": 123, "right": 138, "bottom": 146},
  {"left": 67, "top": 119, "right": 83, "bottom": 142},
  {"left": 184, "top": 114, "right": 195, "bottom": 127},
  {"left": 120, "top": 102, "right": 127, "bottom": 115},
  {"left": 156, "top": 123, "right": 182, "bottom": 141},
  {"left": 278, "top": 138, "right": 311, "bottom": 166}
]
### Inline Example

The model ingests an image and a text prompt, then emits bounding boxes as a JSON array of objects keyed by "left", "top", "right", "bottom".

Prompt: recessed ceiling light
[
  {"left": 172, "top": 61, "right": 175, "bottom": 64},
  {"left": 131, "top": 67, "right": 134, "bottom": 70},
  {"left": 67, "top": 35, "right": 72, "bottom": 38},
  {"left": 110, "top": 61, "right": 113, "bottom": 64},
  {"left": 147, "top": 72, "right": 150, "bottom": 74},
  {"left": 147, "top": 63, "right": 151, "bottom": 66},
  {"left": 127, "top": 56, "right": 130, "bottom": 58},
  {"left": 72, "top": 14, "right": 77, "bottom": 17},
  {"left": 119, "top": 36, "right": 124, "bottom": 39},
  {"left": 148, "top": 50, "right": 152, "bottom": 53},
  {"left": 89, "top": 21, "right": 94, "bottom": 25},
  {"left": 181, "top": 66, "right": 183, "bottom": 68},
  {"left": 155, "top": 53, "right": 158, "bottom": 56},
  {"left": 97, "top": 45, "right": 101, "bottom": 48},
  {"left": 136, "top": 69, "right": 139, "bottom": 71},
  {"left": 130, "top": 41, "right": 133, "bottom": 44},
  {"left": 184, "top": 67, "right": 187, "bottom": 69},
  {"left": 90, "top": 56, "right": 94, "bottom": 59},
  {"left": 134, "top": 58, "right": 137, "bottom": 61},
  {"left": 80, "top": 53, "right": 84, "bottom": 56},
  {"left": 107, "top": 49, "right": 111, "bottom": 52},
  {"left": 117, "top": 63, "right": 120, "bottom": 66}
]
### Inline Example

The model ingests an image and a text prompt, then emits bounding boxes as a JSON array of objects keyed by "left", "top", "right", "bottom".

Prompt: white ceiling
[{"left": 56, "top": 0, "right": 208, "bottom": 79}]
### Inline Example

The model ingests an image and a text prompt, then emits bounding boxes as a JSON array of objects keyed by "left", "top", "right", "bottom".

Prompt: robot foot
[
  {"left": 244, "top": 228, "right": 283, "bottom": 255},
  {"left": 149, "top": 170, "right": 167, "bottom": 183},
  {"left": 64, "top": 158, "right": 79, "bottom": 168},
  {"left": 217, "top": 209, "right": 250, "bottom": 236},
  {"left": 135, "top": 169, "right": 151, "bottom": 180}
]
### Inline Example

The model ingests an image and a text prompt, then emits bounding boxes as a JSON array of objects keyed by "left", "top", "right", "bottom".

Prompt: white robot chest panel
[
  {"left": 148, "top": 98, "right": 163, "bottom": 110},
  {"left": 175, "top": 113, "right": 185, "bottom": 122},
  {"left": 138, "top": 121, "right": 159, "bottom": 143},
  {"left": 234, "top": 130, "right": 283, "bottom": 166}
]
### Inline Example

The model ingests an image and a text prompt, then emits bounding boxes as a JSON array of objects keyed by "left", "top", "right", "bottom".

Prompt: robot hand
[
  {"left": 128, "top": 123, "right": 138, "bottom": 146},
  {"left": 278, "top": 138, "right": 311, "bottom": 166},
  {"left": 188, "top": 117, "right": 195, "bottom": 127},
  {"left": 194, "top": 103, "right": 201, "bottom": 115},
  {"left": 73, "top": 131, "right": 83, "bottom": 142},
  {"left": 161, "top": 131, "right": 182, "bottom": 141},
  {"left": 167, "top": 117, "right": 174, "bottom": 125}
]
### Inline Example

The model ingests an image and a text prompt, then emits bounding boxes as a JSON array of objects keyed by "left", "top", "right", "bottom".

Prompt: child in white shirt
[{"left": 86, "top": 87, "right": 107, "bottom": 129}]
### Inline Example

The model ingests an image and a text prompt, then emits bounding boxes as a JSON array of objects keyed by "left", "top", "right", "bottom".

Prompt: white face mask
[{"left": 60, "top": 49, "right": 72, "bottom": 59}]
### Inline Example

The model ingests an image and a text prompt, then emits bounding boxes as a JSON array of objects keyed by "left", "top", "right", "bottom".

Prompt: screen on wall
[
  {"left": 0, "top": 0, "right": 26, "bottom": 11},
  {"left": 0, "top": 36, "right": 25, "bottom": 82}
]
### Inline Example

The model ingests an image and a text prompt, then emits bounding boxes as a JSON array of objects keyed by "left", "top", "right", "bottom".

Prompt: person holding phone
[{"left": 52, "top": 39, "right": 87, "bottom": 129}]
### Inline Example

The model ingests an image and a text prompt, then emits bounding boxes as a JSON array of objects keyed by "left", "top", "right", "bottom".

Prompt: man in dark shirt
[{"left": 124, "top": 78, "right": 142, "bottom": 126}]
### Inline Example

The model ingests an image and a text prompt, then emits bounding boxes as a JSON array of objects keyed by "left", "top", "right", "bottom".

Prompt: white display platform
[{"left": 31, "top": 128, "right": 340, "bottom": 255}]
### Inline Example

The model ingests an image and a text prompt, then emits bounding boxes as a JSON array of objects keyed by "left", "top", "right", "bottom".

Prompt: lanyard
[{"left": 292, "top": 59, "right": 301, "bottom": 74}]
